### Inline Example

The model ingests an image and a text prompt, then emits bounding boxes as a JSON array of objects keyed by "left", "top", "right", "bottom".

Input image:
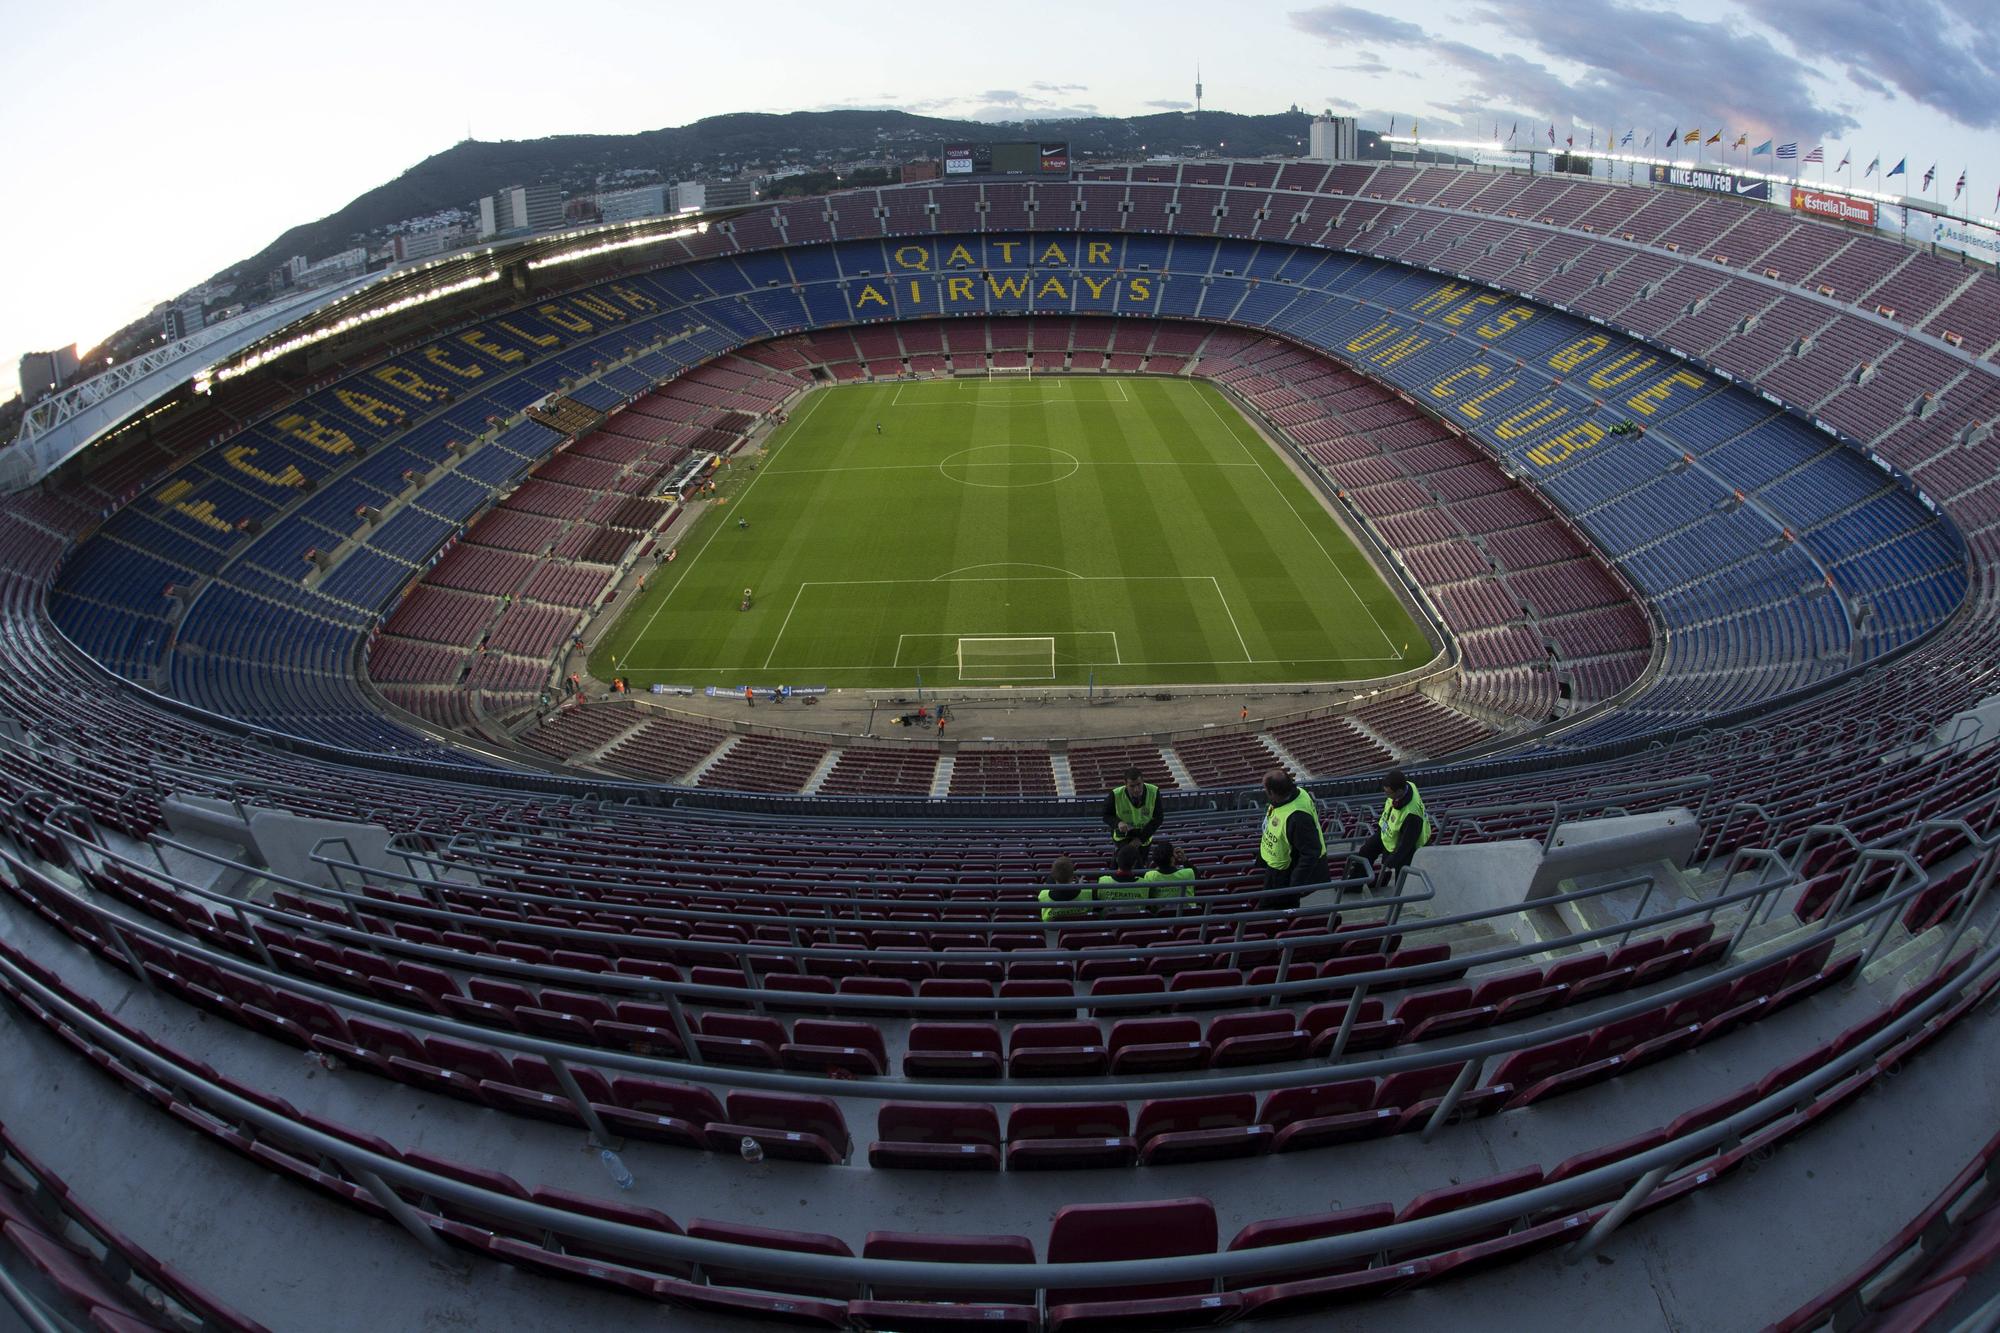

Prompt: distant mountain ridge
[{"left": 233, "top": 108, "right": 1329, "bottom": 279}]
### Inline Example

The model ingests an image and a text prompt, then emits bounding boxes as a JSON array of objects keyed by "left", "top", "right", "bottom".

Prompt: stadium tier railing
[
  {"left": 30, "top": 810, "right": 1946, "bottom": 1095},
  {"left": 0, "top": 904, "right": 1988, "bottom": 1297}
]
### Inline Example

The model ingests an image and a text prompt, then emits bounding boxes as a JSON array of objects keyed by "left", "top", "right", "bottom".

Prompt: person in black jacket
[
  {"left": 1100, "top": 766, "right": 1165, "bottom": 848},
  {"left": 1256, "top": 769, "right": 1327, "bottom": 911}
]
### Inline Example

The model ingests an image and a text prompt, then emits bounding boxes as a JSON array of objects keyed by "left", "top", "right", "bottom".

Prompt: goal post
[{"left": 956, "top": 636, "right": 1058, "bottom": 681}]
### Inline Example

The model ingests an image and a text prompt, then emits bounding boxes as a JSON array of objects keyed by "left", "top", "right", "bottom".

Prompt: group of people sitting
[{"left": 1038, "top": 765, "right": 1432, "bottom": 922}]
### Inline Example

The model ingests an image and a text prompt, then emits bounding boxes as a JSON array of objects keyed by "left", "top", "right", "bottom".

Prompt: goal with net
[{"left": 956, "top": 636, "right": 1057, "bottom": 681}]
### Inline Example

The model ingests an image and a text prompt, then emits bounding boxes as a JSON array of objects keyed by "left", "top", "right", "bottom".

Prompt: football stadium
[{"left": 0, "top": 87, "right": 1997, "bottom": 1333}]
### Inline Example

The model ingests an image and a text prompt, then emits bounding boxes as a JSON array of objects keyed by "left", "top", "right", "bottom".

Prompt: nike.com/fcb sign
[{"left": 1648, "top": 165, "right": 1772, "bottom": 201}]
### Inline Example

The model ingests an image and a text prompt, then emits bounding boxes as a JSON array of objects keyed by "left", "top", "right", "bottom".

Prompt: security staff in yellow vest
[
  {"left": 1094, "top": 840, "right": 1156, "bottom": 907},
  {"left": 1359, "top": 767, "right": 1432, "bottom": 887},
  {"left": 1038, "top": 855, "right": 1094, "bottom": 923},
  {"left": 1101, "top": 767, "right": 1165, "bottom": 847},
  {"left": 1143, "top": 841, "right": 1198, "bottom": 904},
  {"left": 1257, "top": 769, "right": 1327, "bottom": 910}
]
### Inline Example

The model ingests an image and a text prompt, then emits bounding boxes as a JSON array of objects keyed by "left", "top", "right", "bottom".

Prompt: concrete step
[
  {"left": 1161, "top": 746, "right": 1197, "bottom": 791},
  {"left": 1049, "top": 753, "right": 1075, "bottom": 798},
  {"left": 929, "top": 754, "right": 955, "bottom": 798},
  {"left": 1258, "top": 732, "right": 1310, "bottom": 782},
  {"left": 800, "top": 749, "right": 842, "bottom": 796},
  {"left": 682, "top": 734, "right": 738, "bottom": 786}
]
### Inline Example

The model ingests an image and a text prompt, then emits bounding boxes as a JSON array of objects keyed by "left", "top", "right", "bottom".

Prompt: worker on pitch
[{"left": 1100, "top": 766, "right": 1164, "bottom": 849}]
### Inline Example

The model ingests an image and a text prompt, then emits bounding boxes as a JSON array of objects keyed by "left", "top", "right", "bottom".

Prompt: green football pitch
[{"left": 591, "top": 376, "right": 1430, "bottom": 689}]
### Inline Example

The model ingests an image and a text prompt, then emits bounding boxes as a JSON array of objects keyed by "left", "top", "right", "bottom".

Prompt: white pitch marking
[
  {"left": 614, "top": 387, "right": 826, "bottom": 673},
  {"left": 1192, "top": 381, "right": 1398, "bottom": 656},
  {"left": 1208, "top": 575, "right": 1255, "bottom": 663},
  {"left": 762, "top": 584, "right": 808, "bottom": 669}
]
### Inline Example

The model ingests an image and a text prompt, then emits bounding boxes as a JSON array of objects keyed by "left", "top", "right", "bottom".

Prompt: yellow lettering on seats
[
  {"left": 1411, "top": 283, "right": 1474, "bottom": 315},
  {"left": 1527, "top": 422, "right": 1607, "bottom": 467},
  {"left": 1627, "top": 369, "right": 1705, "bottom": 415},
  {"left": 1549, "top": 335, "right": 1610, "bottom": 372},
  {"left": 371, "top": 365, "right": 450, "bottom": 403},
  {"left": 421, "top": 345, "right": 485, "bottom": 379},
  {"left": 1430, "top": 365, "right": 1491, "bottom": 399},
  {"left": 334, "top": 388, "right": 403, "bottom": 425},
  {"left": 1456, "top": 377, "right": 1518, "bottom": 420},
  {"left": 1495, "top": 398, "right": 1569, "bottom": 440},
  {"left": 495, "top": 319, "right": 559, "bottom": 348},
  {"left": 1586, "top": 349, "right": 1659, "bottom": 390},
  {"left": 222, "top": 445, "right": 304, "bottom": 489},
  {"left": 273, "top": 413, "right": 354, "bottom": 455}
]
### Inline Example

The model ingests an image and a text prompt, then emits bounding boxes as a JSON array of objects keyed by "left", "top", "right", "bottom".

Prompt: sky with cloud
[{"left": 2, "top": 0, "right": 1994, "bottom": 399}]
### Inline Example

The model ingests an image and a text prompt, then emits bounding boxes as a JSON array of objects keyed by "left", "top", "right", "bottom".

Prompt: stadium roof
[{"left": 0, "top": 211, "right": 716, "bottom": 494}]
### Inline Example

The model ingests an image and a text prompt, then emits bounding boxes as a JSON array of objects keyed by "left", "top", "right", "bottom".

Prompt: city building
[
  {"left": 597, "top": 185, "right": 669, "bottom": 223},
  {"left": 161, "top": 301, "right": 206, "bottom": 341},
  {"left": 17, "top": 346, "right": 80, "bottom": 404},
  {"left": 392, "top": 228, "right": 468, "bottom": 262},
  {"left": 670, "top": 181, "right": 707, "bottom": 214},
  {"left": 1308, "top": 112, "right": 1360, "bottom": 162},
  {"left": 703, "top": 179, "right": 756, "bottom": 209},
  {"left": 478, "top": 185, "right": 564, "bottom": 238}
]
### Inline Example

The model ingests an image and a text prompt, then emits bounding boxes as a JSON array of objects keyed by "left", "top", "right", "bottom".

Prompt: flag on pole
[
  {"left": 1836, "top": 149, "right": 1851, "bottom": 171},
  {"left": 1733, "top": 132, "right": 1748, "bottom": 148},
  {"left": 1684, "top": 128, "right": 1702, "bottom": 143},
  {"left": 1887, "top": 158, "right": 1906, "bottom": 177},
  {"left": 1548, "top": 123, "right": 1556, "bottom": 144},
  {"left": 1566, "top": 134, "right": 1575, "bottom": 148},
  {"left": 1803, "top": 145, "right": 1824, "bottom": 163},
  {"left": 1705, "top": 131, "right": 1722, "bottom": 144},
  {"left": 1954, "top": 168, "right": 1966, "bottom": 199},
  {"left": 1389, "top": 115, "right": 1397, "bottom": 134},
  {"left": 1752, "top": 140, "right": 1773, "bottom": 156},
  {"left": 1508, "top": 122, "right": 1518, "bottom": 142},
  {"left": 1864, "top": 156, "right": 1881, "bottom": 177},
  {"left": 1923, "top": 162, "right": 1936, "bottom": 189},
  {"left": 1620, "top": 128, "right": 1633, "bottom": 146},
  {"left": 1667, "top": 125, "right": 1679, "bottom": 147},
  {"left": 1776, "top": 142, "right": 1798, "bottom": 160}
]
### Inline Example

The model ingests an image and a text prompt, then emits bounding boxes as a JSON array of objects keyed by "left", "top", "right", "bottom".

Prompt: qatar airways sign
[{"left": 1791, "top": 187, "right": 1877, "bottom": 228}]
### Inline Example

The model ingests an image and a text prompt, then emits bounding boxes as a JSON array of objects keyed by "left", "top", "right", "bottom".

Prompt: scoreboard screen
[{"left": 940, "top": 141, "right": 1070, "bottom": 178}]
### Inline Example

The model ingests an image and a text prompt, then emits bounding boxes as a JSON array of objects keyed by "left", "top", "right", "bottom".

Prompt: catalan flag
[{"left": 1683, "top": 128, "right": 1702, "bottom": 143}]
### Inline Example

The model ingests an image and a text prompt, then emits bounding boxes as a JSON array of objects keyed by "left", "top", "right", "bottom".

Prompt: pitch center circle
[{"left": 937, "top": 444, "right": 1081, "bottom": 488}]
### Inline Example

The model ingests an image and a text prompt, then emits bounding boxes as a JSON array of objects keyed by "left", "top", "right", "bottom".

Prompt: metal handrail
[
  {"left": 2, "top": 837, "right": 1920, "bottom": 1109},
  {"left": 0, "top": 934, "right": 1988, "bottom": 1295},
  {"left": 149, "top": 831, "right": 1733, "bottom": 988}
]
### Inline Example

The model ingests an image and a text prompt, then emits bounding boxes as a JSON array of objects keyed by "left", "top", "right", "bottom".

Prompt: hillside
[{"left": 230, "top": 108, "right": 1320, "bottom": 278}]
